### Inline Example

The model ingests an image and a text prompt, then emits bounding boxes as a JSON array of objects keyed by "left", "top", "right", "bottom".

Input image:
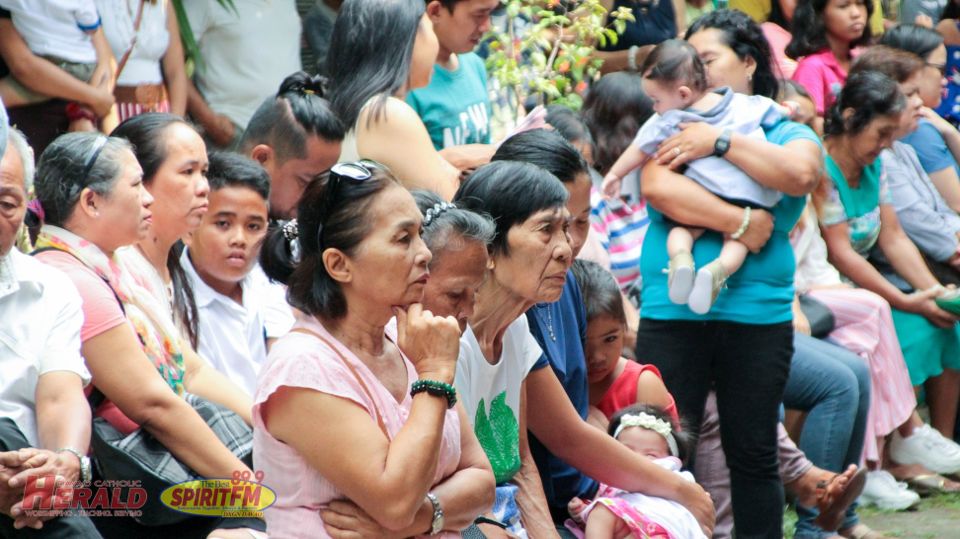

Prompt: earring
[{"left": 747, "top": 73, "right": 753, "bottom": 82}]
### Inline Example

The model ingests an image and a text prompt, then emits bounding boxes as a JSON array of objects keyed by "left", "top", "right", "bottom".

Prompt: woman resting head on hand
[{"left": 255, "top": 162, "right": 494, "bottom": 538}]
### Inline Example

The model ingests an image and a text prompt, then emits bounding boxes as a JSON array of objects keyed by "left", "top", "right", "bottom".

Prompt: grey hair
[
  {"left": 412, "top": 190, "right": 495, "bottom": 263},
  {"left": 34, "top": 132, "right": 134, "bottom": 227},
  {"left": 7, "top": 127, "right": 35, "bottom": 191}
]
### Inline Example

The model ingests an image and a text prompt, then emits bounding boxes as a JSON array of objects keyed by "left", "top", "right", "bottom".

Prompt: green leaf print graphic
[{"left": 474, "top": 391, "right": 521, "bottom": 484}]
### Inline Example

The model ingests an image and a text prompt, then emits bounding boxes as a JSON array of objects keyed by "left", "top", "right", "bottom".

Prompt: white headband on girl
[{"left": 614, "top": 412, "right": 680, "bottom": 458}]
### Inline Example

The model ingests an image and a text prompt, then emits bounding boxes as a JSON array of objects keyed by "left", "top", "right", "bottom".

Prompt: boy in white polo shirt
[{"left": 181, "top": 152, "right": 294, "bottom": 395}]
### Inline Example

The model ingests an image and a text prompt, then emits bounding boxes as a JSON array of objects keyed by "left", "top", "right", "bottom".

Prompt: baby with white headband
[{"left": 570, "top": 404, "right": 706, "bottom": 539}]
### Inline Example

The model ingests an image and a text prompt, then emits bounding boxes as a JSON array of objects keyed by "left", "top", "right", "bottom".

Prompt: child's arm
[
  {"left": 583, "top": 503, "right": 631, "bottom": 539},
  {"left": 602, "top": 145, "right": 650, "bottom": 199},
  {"left": 0, "top": 19, "right": 114, "bottom": 115}
]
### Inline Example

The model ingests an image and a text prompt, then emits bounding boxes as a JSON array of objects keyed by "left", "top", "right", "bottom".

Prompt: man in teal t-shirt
[{"left": 407, "top": 0, "right": 499, "bottom": 154}]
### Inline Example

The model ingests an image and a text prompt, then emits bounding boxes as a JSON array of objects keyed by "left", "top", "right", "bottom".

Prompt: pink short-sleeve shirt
[
  {"left": 253, "top": 316, "right": 462, "bottom": 539},
  {"left": 791, "top": 48, "right": 848, "bottom": 115}
]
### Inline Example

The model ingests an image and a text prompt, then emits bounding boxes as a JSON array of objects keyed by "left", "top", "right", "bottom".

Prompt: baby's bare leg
[
  {"left": 717, "top": 239, "right": 749, "bottom": 275},
  {"left": 584, "top": 503, "right": 630, "bottom": 539},
  {"left": 666, "top": 225, "right": 695, "bottom": 257}
]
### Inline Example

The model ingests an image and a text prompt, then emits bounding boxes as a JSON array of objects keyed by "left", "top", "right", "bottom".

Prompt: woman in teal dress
[{"left": 818, "top": 69, "right": 960, "bottom": 439}]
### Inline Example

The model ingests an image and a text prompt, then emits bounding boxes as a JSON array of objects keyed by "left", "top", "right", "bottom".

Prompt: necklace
[{"left": 543, "top": 305, "right": 557, "bottom": 342}]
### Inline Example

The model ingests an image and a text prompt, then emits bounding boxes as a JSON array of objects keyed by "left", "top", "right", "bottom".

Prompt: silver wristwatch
[
  {"left": 426, "top": 492, "right": 444, "bottom": 535},
  {"left": 57, "top": 447, "right": 92, "bottom": 483}
]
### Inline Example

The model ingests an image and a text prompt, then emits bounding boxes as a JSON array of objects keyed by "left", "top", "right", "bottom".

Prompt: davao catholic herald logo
[{"left": 161, "top": 471, "right": 276, "bottom": 518}]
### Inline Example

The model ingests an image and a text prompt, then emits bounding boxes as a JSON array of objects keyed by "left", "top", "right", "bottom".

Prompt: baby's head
[
  {"left": 608, "top": 404, "right": 689, "bottom": 462},
  {"left": 640, "top": 39, "right": 709, "bottom": 115}
]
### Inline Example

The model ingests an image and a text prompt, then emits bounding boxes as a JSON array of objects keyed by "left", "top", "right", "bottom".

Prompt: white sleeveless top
[{"left": 96, "top": 0, "right": 170, "bottom": 86}]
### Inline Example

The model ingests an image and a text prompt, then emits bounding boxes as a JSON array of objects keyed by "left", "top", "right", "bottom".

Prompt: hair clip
[
  {"left": 423, "top": 202, "right": 456, "bottom": 228},
  {"left": 282, "top": 220, "right": 302, "bottom": 263},
  {"left": 282, "top": 219, "right": 299, "bottom": 240}
]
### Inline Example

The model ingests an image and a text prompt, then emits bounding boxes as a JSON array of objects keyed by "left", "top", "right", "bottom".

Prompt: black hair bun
[{"left": 278, "top": 71, "right": 329, "bottom": 99}]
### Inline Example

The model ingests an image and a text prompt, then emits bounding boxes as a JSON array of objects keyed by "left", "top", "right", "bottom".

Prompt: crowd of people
[{"left": 6, "top": 0, "right": 960, "bottom": 538}]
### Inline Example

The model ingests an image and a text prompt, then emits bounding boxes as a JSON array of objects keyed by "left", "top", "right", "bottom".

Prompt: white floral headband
[{"left": 613, "top": 412, "right": 679, "bottom": 457}]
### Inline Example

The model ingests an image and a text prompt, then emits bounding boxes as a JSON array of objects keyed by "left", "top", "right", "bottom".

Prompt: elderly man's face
[{"left": 0, "top": 145, "right": 26, "bottom": 257}]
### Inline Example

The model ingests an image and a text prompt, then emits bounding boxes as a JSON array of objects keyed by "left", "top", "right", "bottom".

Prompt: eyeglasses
[
  {"left": 316, "top": 161, "right": 375, "bottom": 251},
  {"left": 927, "top": 62, "right": 948, "bottom": 77}
]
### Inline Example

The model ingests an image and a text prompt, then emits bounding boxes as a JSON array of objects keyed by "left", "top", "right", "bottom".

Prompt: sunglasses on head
[{"left": 316, "top": 161, "right": 381, "bottom": 251}]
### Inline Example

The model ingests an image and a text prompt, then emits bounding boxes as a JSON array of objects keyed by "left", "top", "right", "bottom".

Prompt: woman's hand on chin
[
  {"left": 655, "top": 122, "right": 721, "bottom": 170},
  {"left": 394, "top": 303, "right": 461, "bottom": 383}
]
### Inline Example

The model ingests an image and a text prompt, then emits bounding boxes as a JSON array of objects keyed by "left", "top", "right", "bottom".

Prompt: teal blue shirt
[
  {"left": 406, "top": 53, "right": 491, "bottom": 150},
  {"left": 639, "top": 120, "right": 821, "bottom": 324}
]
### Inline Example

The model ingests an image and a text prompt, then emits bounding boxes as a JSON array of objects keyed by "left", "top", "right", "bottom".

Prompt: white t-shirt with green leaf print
[{"left": 455, "top": 314, "right": 544, "bottom": 485}]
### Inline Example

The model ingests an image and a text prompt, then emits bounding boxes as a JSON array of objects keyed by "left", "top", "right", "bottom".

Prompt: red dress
[{"left": 596, "top": 360, "right": 679, "bottom": 424}]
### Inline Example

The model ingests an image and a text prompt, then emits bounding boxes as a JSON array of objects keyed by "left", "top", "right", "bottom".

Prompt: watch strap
[
  {"left": 713, "top": 129, "right": 732, "bottom": 157},
  {"left": 426, "top": 492, "right": 444, "bottom": 535},
  {"left": 56, "top": 446, "right": 91, "bottom": 483}
]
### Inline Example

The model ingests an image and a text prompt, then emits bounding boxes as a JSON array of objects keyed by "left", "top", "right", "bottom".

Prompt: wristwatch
[
  {"left": 426, "top": 492, "right": 444, "bottom": 535},
  {"left": 57, "top": 447, "right": 92, "bottom": 483},
  {"left": 713, "top": 129, "right": 732, "bottom": 157}
]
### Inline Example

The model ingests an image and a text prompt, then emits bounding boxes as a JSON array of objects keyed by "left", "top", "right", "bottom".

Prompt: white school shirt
[
  {"left": 1, "top": 0, "right": 100, "bottom": 63},
  {"left": 180, "top": 248, "right": 294, "bottom": 395},
  {"left": 0, "top": 250, "right": 90, "bottom": 447},
  {"left": 183, "top": 0, "right": 301, "bottom": 129},
  {"left": 96, "top": 0, "right": 170, "bottom": 86}
]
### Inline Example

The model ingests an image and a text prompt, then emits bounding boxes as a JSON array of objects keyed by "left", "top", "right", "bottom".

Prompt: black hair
[
  {"left": 608, "top": 403, "right": 693, "bottom": 463},
  {"left": 944, "top": 0, "right": 960, "bottom": 20},
  {"left": 239, "top": 72, "right": 346, "bottom": 162},
  {"left": 685, "top": 9, "right": 781, "bottom": 99},
  {"left": 785, "top": 0, "right": 874, "bottom": 60},
  {"left": 413, "top": 190, "right": 495, "bottom": 265},
  {"left": 434, "top": 0, "right": 466, "bottom": 9},
  {"left": 206, "top": 152, "right": 271, "bottom": 202},
  {"left": 545, "top": 105, "right": 594, "bottom": 149},
  {"left": 110, "top": 113, "right": 201, "bottom": 349},
  {"left": 454, "top": 161, "right": 568, "bottom": 257},
  {"left": 34, "top": 133, "right": 133, "bottom": 227},
  {"left": 824, "top": 70, "right": 906, "bottom": 137},
  {"left": 582, "top": 71, "right": 654, "bottom": 175},
  {"left": 260, "top": 167, "right": 398, "bottom": 318},
  {"left": 327, "top": 0, "right": 425, "bottom": 129},
  {"left": 571, "top": 259, "right": 626, "bottom": 325},
  {"left": 640, "top": 39, "right": 708, "bottom": 93},
  {"left": 879, "top": 23, "right": 945, "bottom": 61},
  {"left": 491, "top": 129, "right": 589, "bottom": 184}
]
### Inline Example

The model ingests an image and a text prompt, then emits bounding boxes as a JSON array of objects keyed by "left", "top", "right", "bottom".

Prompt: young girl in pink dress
[{"left": 787, "top": 0, "right": 873, "bottom": 127}]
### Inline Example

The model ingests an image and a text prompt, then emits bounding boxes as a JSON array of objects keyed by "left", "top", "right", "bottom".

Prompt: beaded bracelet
[{"left": 411, "top": 379, "right": 458, "bottom": 409}]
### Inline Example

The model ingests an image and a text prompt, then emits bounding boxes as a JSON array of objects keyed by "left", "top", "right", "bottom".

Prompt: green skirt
[{"left": 891, "top": 309, "right": 960, "bottom": 386}]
